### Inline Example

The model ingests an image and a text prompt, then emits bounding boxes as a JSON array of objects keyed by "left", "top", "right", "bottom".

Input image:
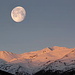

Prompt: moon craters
[{"left": 11, "top": 6, "right": 26, "bottom": 22}]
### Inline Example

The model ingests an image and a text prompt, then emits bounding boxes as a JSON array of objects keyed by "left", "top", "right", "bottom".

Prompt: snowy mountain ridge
[{"left": 0, "top": 46, "right": 75, "bottom": 75}]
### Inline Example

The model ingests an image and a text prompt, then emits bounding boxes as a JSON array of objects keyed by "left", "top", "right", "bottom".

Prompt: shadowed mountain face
[{"left": 0, "top": 46, "right": 75, "bottom": 75}]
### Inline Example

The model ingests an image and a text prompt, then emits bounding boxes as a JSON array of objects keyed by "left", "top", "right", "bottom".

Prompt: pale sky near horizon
[{"left": 0, "top": 0, "right": 75, "bottom": 54}]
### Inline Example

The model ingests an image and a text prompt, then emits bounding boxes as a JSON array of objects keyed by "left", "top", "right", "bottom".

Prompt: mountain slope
[{"left": 45, "top": 48, "right": 75, "bottom": 71}]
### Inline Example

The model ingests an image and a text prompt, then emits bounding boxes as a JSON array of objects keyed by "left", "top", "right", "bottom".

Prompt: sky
[{"left": 0, "top": 0, "right": 75, "bottom": 54}]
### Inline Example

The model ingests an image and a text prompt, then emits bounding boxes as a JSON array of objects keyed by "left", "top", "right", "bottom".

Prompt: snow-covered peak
[
  {"left": 49, "top": 46, "right": 74, "bottom": 59},
  {"left": 0, "top": 46, "right": 75, "bottom": 75},
  {"left": 0, "top": 46, "right": 74, "bottom": 62},
  {"left": 38, "top": 47, "right": 52, "bottom": 53},
  {"left": 20, "top": 47, "right": 52, "bottom": 59},
  {"left": 0, "top": 51, "right": 20, "bottom": 62},
  {"left": 50, "top": 46, "right": 69, "bottom": 50},
  {"left": 0, "top": 51, "right": 10, "bottom": 54}
]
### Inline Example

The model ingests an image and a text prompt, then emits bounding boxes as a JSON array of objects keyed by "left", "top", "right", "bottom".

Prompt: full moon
[{"left": 11, "top": 6, "right": 26, "bottom": 22}]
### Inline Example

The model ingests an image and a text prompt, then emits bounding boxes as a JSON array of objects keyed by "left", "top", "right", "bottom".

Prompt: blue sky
[{"left": 0, "top": 0, "right": 75, "bottom": 54}]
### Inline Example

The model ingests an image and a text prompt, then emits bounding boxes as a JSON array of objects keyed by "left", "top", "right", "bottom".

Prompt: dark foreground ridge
[
  {"left": 0, "top": 70, "right": 13, "bottom": 75},
  {"left": 0, "top": 69, "right": 75, "bottom": 75},
  {"left": 33, "top": 69, "right": 75, "bottom": 75}
]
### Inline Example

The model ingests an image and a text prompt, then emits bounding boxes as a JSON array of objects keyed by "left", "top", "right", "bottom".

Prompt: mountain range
[{"left": 0, "top": 46, "right": 75, "bottom": 75}]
